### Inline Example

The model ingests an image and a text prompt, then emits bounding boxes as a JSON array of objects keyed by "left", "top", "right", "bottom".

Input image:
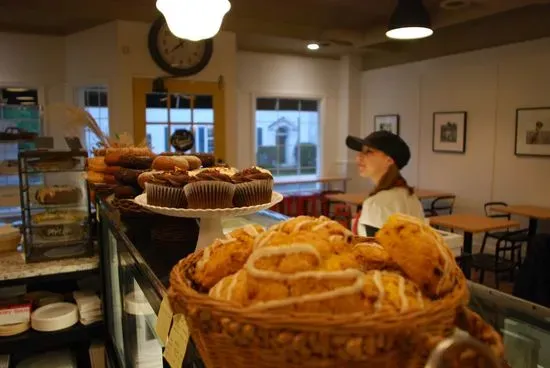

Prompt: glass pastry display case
[
  {"left": 18, "top": 150, "right": 92, "bottom": 262},
  {"left": 97, "top": 197, "right": 550, "bottom": 368}
]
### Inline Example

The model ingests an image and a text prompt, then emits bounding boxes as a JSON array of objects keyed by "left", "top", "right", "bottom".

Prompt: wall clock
[{"left": 148, "top": 16, "right": 214, "bottom": 77}]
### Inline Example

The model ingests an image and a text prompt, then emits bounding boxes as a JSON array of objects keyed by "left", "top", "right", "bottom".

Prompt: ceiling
[{"left": 0, "top": 0, "right": 549, "bottom": 68}]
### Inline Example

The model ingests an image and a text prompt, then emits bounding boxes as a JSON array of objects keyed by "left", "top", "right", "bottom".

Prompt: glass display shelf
[{"left": 97, "top": 196, "right": 550, "bottom": 368}]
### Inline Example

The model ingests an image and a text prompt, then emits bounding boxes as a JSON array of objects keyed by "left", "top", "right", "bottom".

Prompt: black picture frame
[
  {"left": 514, "top": 107, "right": 550, "bottom": 157},
  {"left": 432, "top": 111, "right": 467, "bottom": 154},
  {"left": 147, "top": 16, "right": 214, "bottom": 77},
  {"left": 374, "top": 114, "right": 400, "bottom": 135}
]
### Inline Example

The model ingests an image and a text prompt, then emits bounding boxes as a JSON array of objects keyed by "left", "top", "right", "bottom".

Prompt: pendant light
[
  {"left": 156, "top": 0, "right": 231, "bottom": 42},
  {"left": 386, "top": 0, "right": 433, "bottom": 40}
]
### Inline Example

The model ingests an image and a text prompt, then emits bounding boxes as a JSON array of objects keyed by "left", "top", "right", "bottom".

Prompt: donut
[
  {"left": 114, "top": 168, "right": 145, "bottom": 186},
  {"left": 86, "top": 171, "right": 105, "bottom": 184},
  {"left": 104, "top": 152, "right": 122, "bottom": 166},
  {"left": 104, "top": 166, "right": 122, "bottom": 175},
  {"left": 152, "top": 156, "right": 189, "bottom": 171},
  {"left": 118, "top": 155, "right": 154, "bottom": 169},
  {"left": 87, "top": 157, "right": 107, "bottom": 173},
  {"left": 181, "top": 155, "right": 202, "bottom": 170}
]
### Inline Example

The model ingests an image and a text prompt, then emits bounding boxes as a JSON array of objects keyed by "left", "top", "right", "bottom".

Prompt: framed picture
[
  {"left": 432, "top": 111, "right": 467, "bottom": 153},
  {"left": 374, "top": 114, "right": 400, "bottom": 135},
  {"left": 515, "top": 107, "right": 550, "bottom": 157}
]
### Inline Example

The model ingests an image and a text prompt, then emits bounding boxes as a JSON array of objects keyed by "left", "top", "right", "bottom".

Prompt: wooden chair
[{"left": 472, "top": 201, "right": 529, "bottom": 288}]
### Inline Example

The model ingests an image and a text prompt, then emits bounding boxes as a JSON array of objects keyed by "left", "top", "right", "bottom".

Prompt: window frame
[{"left": 252, "top": 94, "right": 323, "bottom": 180}]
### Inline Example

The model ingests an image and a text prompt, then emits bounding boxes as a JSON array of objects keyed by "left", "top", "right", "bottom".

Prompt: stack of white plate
[
  {"left": 73, "top": 291, "right": 102, "bottom": 326},
  {"left": 31, "top": 303, "right": 78, "bottom": 332}
]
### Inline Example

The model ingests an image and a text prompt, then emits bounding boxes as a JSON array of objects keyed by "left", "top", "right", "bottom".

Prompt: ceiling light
[
  {"left": 5, "top": 87, "right": 29, "bottom": 92},
  {"left": 386, "top": 0, "right": 433, "bottom": 40},
  {"left": 20, "top": 101, "right": 35, "bottom": 105},
  {"left": 307, "top": 43, "right": 320, "bottom": 51},
  {"left": 440, "top": 0, "right": 470, "bottom": 10},
  {"left": 16, "top": 96, "right": 34, "bottom": 101},
  {"left": 156, "top": 0, "right": 231, "bottom": 42}
]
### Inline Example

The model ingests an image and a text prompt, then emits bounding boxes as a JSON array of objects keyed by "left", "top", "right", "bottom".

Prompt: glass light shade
[
  {"left": 386, "top": 26, "right": 433, "bottom": 40},
  {"left": 156, "top": 0, "right": 231, "bottom": 41}
]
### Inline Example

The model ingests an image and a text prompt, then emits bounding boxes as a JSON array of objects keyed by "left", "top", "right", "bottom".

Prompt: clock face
[{"left": 148, "top": 17, "right": 214, "bottom": 77}]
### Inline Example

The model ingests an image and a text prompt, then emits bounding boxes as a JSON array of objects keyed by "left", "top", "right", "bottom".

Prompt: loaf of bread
[{"left": 35, "top": 186, "right": 82, "bottom": 205}]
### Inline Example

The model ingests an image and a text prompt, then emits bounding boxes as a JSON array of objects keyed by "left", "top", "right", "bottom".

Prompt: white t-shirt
[{"left": 357, "top": 187, "right": 425, "bottom": 236}]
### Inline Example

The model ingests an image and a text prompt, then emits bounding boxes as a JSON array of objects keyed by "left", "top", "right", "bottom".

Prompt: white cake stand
[{"left": 134, "top": 192, "right": 283, "bottom": 250}]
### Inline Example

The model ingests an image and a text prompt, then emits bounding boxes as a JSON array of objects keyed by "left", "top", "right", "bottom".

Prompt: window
[
  {"left": 146, "top": 94, "right": 214, "bottom": 154},
  {"left": 255, "top": 98, "right": 320, "bottom": 179},
  {"left": 0, "top": 87, "right": 41, "bottom": 218},
  {"left": 79, "top": 86, "right": 109, "bottom": 154}
]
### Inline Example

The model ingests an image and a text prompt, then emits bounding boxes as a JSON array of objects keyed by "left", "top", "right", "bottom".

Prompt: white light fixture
[
  {"left": 386, "top": 0, "right": 433, "bottom": 40},
  {"left": 156, "top": 0, "right": 231, "bottom": 42},
  {"left": 16, "top": 96, "right": 34, "bottom": 101},
  {"left": 307, "top": 43, "right": 320, "bottom": 51}
]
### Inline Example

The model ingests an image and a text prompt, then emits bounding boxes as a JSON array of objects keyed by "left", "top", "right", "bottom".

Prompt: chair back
[
  {"left": 484, "top": 201, "right": 510, "bottom": 220},
  {"left": 429, "top": 195, "right": 456, "bottom": 216}
]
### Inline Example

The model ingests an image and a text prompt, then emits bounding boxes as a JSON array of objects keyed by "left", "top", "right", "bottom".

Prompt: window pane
[
  {"left": 147, "top": 124, "right": 170, "bottom": 154},
  {"left": 146, "top": 92, "right": 168, "bottom": 123},
  {"left": 300, "top": 99, "right": 318, "bottom": 112},
  {"left": 170, "top": 94, "right": 192, "bottom": 123},
  {"left": 278, "top": 99, "right": 299, "bottom": 111},
  {"left": 256, "top": 98, "right": 277, "bottom": 111}
]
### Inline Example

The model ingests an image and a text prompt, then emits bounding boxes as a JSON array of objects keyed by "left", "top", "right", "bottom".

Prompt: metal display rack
[{"left": 18, "top": 150, "right": 93, "bottom": 262}]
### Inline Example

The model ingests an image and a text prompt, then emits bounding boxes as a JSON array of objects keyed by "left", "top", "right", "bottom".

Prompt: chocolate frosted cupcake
[
  {"left": 145, "top": 170, "right": 196, "bottom": 208},
  {"left": 184, "top": 170, "right": 235, "bottom": 209},
  {"left": 232, "top": 166, "right": 274, "bottom": 207}
]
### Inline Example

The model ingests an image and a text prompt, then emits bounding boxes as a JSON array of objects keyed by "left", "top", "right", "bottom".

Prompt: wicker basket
[{"left": 168, "top": 249, "right": 502, "bottom": 368}]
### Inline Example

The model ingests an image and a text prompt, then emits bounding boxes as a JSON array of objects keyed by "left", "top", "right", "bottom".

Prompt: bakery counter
[
  {"left": 97, "top": 196, "right": 287, "bottom": 368},
  {"left": 97, "top": 197, "right": 550, "bottom": 368},
  {"left": 0, "top": 251, "right": 99, "bottom": 285}
]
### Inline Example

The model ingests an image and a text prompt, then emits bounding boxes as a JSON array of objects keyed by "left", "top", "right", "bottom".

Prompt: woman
[{"left": 346, "top": 131, "right": 424, "bottom": 236}]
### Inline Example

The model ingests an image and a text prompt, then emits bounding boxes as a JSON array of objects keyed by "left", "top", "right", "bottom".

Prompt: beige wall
[
  {"left": 362, "top": 37, "right": 550, "bottom": 217},
  {"left": 236, "top": 51, "right": 346, "bottom": 174}
]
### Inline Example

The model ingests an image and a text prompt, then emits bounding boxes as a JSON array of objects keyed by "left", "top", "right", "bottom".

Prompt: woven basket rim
[{"left": 169, "top": 249, "right": 469, "bottom": 330}]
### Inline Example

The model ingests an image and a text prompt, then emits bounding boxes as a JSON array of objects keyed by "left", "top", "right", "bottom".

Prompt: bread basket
[{"left": 169, "top": 247, "right": 502, "bottom": 368}]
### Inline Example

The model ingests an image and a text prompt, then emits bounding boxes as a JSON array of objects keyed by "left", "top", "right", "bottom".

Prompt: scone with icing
[
  {"left": 193, "top": 224, "right": 264, "bottom": 289},
  {"left": 375, "top": 213, "right": 460, "bottom": 297},
  {"left": 209, "top": 242, "right": 430, "bottom": 314}
]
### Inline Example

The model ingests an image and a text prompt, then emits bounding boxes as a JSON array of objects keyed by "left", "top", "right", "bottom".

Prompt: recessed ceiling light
[
  {"left": 20, "top": 101, "right": 35, "bottom": 105},
  {"left": 5, "top": 87, "right": 29, "bottom": 92},
  {"left": 386, "top": 0, "right": 433, "bottom": 40},
  {"left": 307, "top": 43, "right": 320, "bottom": 51},
  {"left": 16, "top": 96, "right": 34, "bottom": 101}
]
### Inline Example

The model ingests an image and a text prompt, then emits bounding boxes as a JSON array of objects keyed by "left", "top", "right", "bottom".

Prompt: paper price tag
[
  {"left": 163, "top": 314, "right": 190, "bottom": 368},
  {"left": 155, "top": 295, "right": 174, "bottom": 345}
]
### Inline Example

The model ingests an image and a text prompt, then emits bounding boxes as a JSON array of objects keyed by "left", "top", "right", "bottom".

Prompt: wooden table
[
  {"left": 492, "top": 205, "right": 550, "bottom": 238},
  {"left": 429, "top": 214, "right": 520, "bottom": 279},
  {"left": 325, "top": 189, "right": 455, "bottom": 210},
  {"left": 275, "top": 177, "right": 350, "bottom": 191}
]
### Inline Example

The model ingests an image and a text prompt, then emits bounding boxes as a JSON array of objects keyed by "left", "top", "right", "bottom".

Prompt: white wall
[
  {"left": 237, "top": 52, "right": 343, "bottom": 174},
  {"left": 362, "top": 37, "right": 550, "bottom": 218}
]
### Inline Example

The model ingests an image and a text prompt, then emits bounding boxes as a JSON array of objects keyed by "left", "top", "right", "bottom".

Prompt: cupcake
[
  {"left": 184, "top": 170, "right": 235, "bottom": 209},
  {"left": 145, "top": 170, "right": 196, "bottom": 208},
  {"left": 232, "top": 166, "right": 274, "bottom": 207}
]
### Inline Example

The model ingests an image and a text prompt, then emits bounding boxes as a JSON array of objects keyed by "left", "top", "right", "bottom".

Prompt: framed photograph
[
  {"left": 515, "top": 107, "right": 550, "bottom": 157},
  {"left": 374, "top": 114, "right": 400, "bottom": 135},
  {"left": 432, "top": 111, "right": 467, "bottom": 153}
]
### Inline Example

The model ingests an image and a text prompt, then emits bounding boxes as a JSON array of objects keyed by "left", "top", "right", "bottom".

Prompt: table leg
[
  {"left": 462, "top": 232, "right": 473, "bottom": 279},
  {"left": 528, "top": 217, "right": 538, "bottom": 238}
]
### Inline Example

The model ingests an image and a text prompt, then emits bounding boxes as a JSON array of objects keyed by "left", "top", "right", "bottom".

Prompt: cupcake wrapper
[
  {"left": 233, "top": 179, "right": 274, "bottom": 207},
  {"left": 184, "top": 181, "right": 235, "bottom": 209},
  {"left": 145, "top": 183, "right": 187, "bottom": 208}
]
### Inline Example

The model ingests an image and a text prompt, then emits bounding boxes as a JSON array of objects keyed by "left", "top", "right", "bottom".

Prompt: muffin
[
  {"left": 145, "top": 170, "right": 196, "bottom": 208},
  {"left": 137, "top": 170, "right": 163, "bottom": 189},
  {"left": 232, "top": 166, "right": 274, "bottom": 207},
  {"left": 184, "top": 169, "right": 235, "bottom": 209}
]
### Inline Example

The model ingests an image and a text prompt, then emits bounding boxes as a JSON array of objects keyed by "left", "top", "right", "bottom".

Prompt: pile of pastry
[
  {"left": 188, "top": 213, "right": 463, "bottom": 314},
  {"left": 86, "top": 146, "right": 216, "bottom": 201},
  {"left": 143, "top": 165, "right": 274, "bottom": 209}
]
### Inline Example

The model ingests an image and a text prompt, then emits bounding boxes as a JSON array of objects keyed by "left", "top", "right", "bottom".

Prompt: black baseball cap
[{"left": 346, "top": 131, "right": 411, "bottom": 169}]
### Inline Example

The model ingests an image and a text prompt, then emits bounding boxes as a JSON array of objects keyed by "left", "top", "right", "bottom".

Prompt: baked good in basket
[{"left": 169, "top": 214, "right": 504, "bottom": 368}]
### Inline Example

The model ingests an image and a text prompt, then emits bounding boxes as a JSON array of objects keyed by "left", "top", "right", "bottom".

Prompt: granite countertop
[{"left": 0, "top": 251, "right": 99, "bottom": 281}]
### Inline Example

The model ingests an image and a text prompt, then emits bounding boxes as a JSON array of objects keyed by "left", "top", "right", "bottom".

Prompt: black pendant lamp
[{"left": 386, "top": 0, "right": 433, "bottom": 40}]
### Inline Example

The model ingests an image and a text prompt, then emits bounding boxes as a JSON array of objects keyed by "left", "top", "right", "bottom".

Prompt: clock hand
[{"left": 170, "top": 41, "right": 185, "bottom": 53}]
